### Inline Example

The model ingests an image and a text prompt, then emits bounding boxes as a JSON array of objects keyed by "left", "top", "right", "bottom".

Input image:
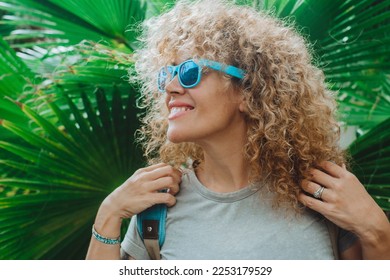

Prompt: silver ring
[{"left": 313, "top": 186, "right": 324, "bottom": 199}]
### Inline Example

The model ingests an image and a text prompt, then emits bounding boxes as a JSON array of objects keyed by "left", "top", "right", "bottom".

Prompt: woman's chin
[
  {"left": 167, "top": 129, "right": 190, "bottom": 144},
  {"left": 167, "top": 136, "right": 186, "bottom": 144}
]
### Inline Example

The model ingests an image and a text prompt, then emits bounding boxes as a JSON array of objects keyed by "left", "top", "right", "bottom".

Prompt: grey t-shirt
[{"left": 121, "top": 169, "right": 355, "bottom": 259}]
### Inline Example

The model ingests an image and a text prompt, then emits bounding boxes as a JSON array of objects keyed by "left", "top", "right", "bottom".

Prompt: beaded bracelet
[{"left": 92, "top": 225, "right": 121, "bottom": 245}]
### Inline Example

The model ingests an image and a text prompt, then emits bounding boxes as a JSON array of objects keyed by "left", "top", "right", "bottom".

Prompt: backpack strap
[
  {"left": 137, "top": 203, "right": 167, "bottom": 260},
  {"left": 324, "top": 219, "right": 340, "bottom": 259}
]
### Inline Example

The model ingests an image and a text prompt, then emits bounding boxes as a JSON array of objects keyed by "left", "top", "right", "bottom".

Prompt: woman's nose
[{"left": 165, "top": 75, "right": 185, "bottom": 95}]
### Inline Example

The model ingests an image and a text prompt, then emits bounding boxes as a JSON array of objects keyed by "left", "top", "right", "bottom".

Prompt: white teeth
[{"left": 171, "top": 107, "right": 192, "bottom": 114}]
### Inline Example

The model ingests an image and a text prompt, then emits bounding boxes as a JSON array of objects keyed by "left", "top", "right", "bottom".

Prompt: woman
[{"left": 86, "top": 0, "right": 390, "bottom": 259}]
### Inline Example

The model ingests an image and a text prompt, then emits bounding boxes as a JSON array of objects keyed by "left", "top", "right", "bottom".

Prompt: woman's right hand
[
  {"left": 101, "top": 163, "right": 182, "bottom": 220},
  {"left": 87, "top": 163, "right": 181, "bottom": 259}
]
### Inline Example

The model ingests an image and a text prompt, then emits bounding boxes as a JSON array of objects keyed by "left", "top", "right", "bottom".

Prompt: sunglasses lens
[
  {"left": 179, "top": 61, "right": 199, "bottom": 87},
  {"left": 158, "top": 67, "right": 169, "bottom": 91}
]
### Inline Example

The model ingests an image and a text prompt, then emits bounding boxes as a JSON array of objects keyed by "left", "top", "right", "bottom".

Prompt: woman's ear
[{"left": 238, "top": 96, "right": 247, "bottom": 113}]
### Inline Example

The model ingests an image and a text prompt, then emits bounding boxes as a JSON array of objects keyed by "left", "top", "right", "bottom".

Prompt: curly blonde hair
[{"left": 133, "top": 0, "right": 346, "bottom": 210}]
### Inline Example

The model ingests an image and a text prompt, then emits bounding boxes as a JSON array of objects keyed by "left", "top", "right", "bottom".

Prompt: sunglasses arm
[{"left": 200, "top": 59, "right": 245, "bottom": 79}]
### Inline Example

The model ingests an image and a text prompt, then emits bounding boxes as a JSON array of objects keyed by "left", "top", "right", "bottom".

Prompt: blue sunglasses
[{"left": 157, "top": 59, "right": 245, "bottom": 92}]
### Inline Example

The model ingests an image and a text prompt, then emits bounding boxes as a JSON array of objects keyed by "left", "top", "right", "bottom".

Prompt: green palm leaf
[
  {"left": 306, "top": 1, "right": 390, "bottom": 129},
  {"left": 1, "top": 1, "right": 144, "bottom": 258},
  {"left": 0, "top": 88, "right": 143, "bottom": 259},
  {"left": 0, "top": 0, "right": 147, "bottom": 49},
  {"left": 348, "top": 117, "right": 390, "bottom": 211},
  {"left": 0, "top": 36, "right": 33, "bottom": 97}
]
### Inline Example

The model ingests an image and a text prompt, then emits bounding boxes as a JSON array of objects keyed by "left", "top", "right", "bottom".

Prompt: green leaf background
[{"left": 0, "top": 0, "right": 389, "bottom": 259}]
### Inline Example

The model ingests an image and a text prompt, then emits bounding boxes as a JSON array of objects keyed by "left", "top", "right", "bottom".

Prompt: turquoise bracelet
[{"left": 92, "top": 225, "right": 121, "bottom": 245}]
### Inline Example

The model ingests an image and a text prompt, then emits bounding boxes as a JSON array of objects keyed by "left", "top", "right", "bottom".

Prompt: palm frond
[
  {"left": 310, "top": 0, "right": 390, "bottom": 129},
  {"left": 0, "top": 87, "right": 143, "bottom": 259},
  {"left": 0, "top": 35, "right": 33, "bottom": 97},
  {"left": 0, "top": 0, "right": 148, "bottom": 49},
  {"left": 348, "top": 117, "right": 390, "bottom": 211}
]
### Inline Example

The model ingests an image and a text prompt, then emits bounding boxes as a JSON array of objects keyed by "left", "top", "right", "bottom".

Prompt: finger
[
  {"left": 151, "top": 192, "right": 177, "bottom": 208},
  {"left": 146, "top": 176, "right": 180, "bottom": 193},
  {"left": 135, "top": 163, "right": 167, "bottom": 175},
  {"left": 310, "top": 168, "right": 337, "bottom": 189},
  {"left": 158, "top": 182, "right": 180, "bottom": 195},
  {"left": 298, "top": 192, "right": 328, "bottom": 215},
  {"left": 166, "top": 183, "right": 180, "bottom": 195},
  {"left": 301, "top": 180, "right": 327, "bottom": 200},
  {"left": 317, "top": 161, "right": 345, "bottom": 178},
  {"left": 144, "top": 164, "right": 182, "bottom": 182},
  {"left": 170, "top": 168, "right": 183, "bottom": 183}
]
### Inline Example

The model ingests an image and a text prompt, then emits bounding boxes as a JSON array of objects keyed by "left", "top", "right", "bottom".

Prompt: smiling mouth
[
  {"left": 170, "top": 107, "right": 194, "bottom": 114},
  {"left": 168, "top": 106, "right": 194, "bottom": 120}
]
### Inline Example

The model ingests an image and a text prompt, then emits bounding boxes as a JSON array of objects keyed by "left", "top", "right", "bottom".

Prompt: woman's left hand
[{"left": 298, "top": 161, "right": 389, "bottom": 237}]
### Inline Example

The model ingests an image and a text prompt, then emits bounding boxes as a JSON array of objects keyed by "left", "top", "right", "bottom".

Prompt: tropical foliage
[{"left": 0, "top": 0, "right": 389, "bottom": 259}]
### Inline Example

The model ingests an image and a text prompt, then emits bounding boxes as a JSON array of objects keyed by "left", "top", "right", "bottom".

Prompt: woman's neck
[{"left": 195, "top": 138, "right": 250, "bottom": 193}]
